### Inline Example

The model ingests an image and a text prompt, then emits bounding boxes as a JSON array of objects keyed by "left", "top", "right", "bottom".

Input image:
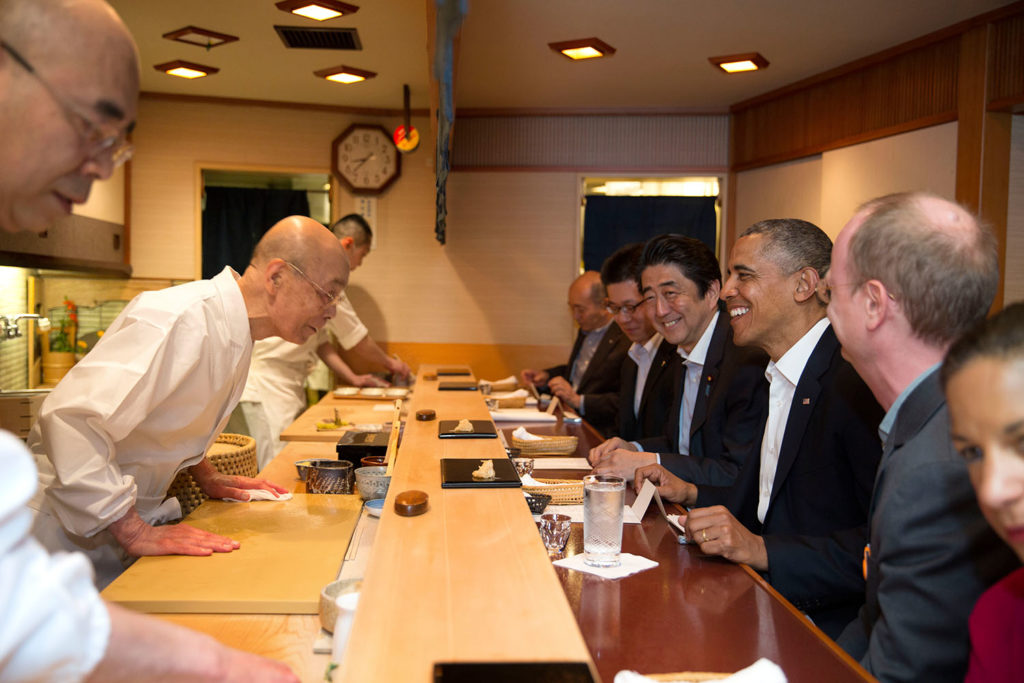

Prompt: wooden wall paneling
[
  {"left": 988, "top": 13, "right": 1024, "bottom": 111},
  {"left": 1005, "top": 115, "right": 1024, "bottom": 304},
  {"left": 732, "top": 36, "right": 959, "bottom": 171}
]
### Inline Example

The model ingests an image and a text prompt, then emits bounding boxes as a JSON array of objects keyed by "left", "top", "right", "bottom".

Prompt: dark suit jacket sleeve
[
  {"left": 838, "top": 451, "right": 1015, "bottom": 682},
  {"left": 544, "top": 363, "right": 569, "bottom": 381}
]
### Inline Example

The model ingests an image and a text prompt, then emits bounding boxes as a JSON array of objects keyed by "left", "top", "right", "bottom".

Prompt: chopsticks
[{"left": 384, "top": 399, "right": 402, "bottom": 476}]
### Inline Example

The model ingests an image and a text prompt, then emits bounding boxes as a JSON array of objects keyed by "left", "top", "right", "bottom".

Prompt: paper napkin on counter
[
  {"left": 614, "top": 658, "right": 787, "bottom": 683},
  {"left": 531, "top": 504, "right": 641, "bottom": 525},
  {"left": 553, "top": 552, "right": 657, "bottom": 579},
  {"left": 225, "top": 490, "right": 293, "bottom": 503},
  {"left": 490, "top": 408, "right": 557, "bottom": 423}
]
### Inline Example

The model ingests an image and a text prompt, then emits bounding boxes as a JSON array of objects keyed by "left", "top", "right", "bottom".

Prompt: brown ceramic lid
[
  {"left": 394, "top": 490, "right": 429, "bottom": 516},
  {"left": 415, "top": 409, "right": 436, "bottom": 421}
]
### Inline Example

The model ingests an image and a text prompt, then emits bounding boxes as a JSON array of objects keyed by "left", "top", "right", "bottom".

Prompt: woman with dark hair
[{"left": 942, "top": 302, "right": 1024, "bottom": 683}]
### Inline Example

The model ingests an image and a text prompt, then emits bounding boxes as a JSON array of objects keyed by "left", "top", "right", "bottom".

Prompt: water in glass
[{"left": 583, "top": 474, "right": 625, "bottom": 567}]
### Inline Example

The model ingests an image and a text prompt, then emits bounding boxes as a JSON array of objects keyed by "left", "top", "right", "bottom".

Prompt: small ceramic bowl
[
  {"left": 319, "top": 578, "right": 362, "bottom": 633},
  {"left": 365, "top": 498, "right": 386, "bottom": 517},
  {"left": 524, "top": 492, "right": 551, "bottom": 514},
  {"left": 360, "top": 455, "right": 387, "bottom": 468},
  {"left": 355, "top": 466, "right": 391, "bottom": 501}
]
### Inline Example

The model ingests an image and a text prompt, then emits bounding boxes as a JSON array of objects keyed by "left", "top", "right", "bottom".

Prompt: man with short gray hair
[{"left": 828, "top": 192, "right": 1016, "bottom": 682}]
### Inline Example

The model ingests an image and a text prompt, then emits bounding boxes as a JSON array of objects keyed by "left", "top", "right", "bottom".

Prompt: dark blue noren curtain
[
  {"left": 582, "top": 196, "right": 718, "bottom": 273},
  {"left": 201, "top": 187, "right": 311, "bottom": 280}
]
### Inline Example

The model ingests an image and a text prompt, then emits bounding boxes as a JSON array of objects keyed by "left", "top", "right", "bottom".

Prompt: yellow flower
[
  {"left": 77, "top": 340, "right": 87, "bottom": 349},
  {"left": 96, "top": 330, "right": 104, "bottom": 337}
]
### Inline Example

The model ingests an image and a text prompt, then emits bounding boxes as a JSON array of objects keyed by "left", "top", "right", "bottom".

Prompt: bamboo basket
[
  {"left": 512, "top": 434, "right": 578, "bottom": 455},
  {"left": 163, "top": 433, "right": 258, "bottom": 517},
  {"left": 522, "top": 478, "right": 583, "bottom": 504}
]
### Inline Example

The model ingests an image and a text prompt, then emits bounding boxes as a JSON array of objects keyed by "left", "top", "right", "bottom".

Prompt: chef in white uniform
[
  {"left": 27, "top": 216, "right": 348, "bottom": 589},
  {"left": 238, "top": 213, "right": 411, "bottom": 466}
]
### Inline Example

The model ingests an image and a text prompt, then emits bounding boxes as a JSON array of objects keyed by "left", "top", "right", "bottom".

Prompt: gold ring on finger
[{"left": 701, "top": 528, "right": 708, "bottom": 543}]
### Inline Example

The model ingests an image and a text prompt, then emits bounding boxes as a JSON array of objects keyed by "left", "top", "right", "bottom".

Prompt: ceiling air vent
[{"left": 274, "top": 25, "right": 362, "bottom": 50}]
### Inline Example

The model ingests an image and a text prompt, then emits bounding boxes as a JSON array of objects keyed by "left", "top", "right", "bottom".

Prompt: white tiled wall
[{"left": 0, "top": 267, "right": 30, "bottom": 391}]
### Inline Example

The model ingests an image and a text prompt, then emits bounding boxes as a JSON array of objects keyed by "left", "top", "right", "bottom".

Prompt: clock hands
[{"left": 352, "top": 153, "right": 377, "bottom": 171}]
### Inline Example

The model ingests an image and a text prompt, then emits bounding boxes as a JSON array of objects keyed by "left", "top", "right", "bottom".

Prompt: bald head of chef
[
  {"left": 239, "top": 215, "right": 350, "bottom": 344},
  {"left": 0, "top": 0, "right": 139, "bottom": 234}
]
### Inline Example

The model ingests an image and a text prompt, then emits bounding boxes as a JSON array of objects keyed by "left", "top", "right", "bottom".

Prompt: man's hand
[
  {"left": 520, "top": 369, "right": 549, "bottom": 387},
  {"left": 591, "top": 449, "right": 657, "bottom": 481},
  {"left": 633, "top": 464, "right": 698, "bottom": 506},
  {"left": 352, "top": 373, "right": 388, "bottom": 388},
  {"left": 386, "top": 355, "right": 412, "bottom": 380},
  {"left": 547, "top": 376, "right": 581, "bottom": 410},
  {"left": 684, "top": 506, "right": 769, "bottom": 571},
  {"left": 189, "top": 458, "right": 289, "bottom": 501},
  {"left": 108, "top": 507, "right": 241, "bottom": 557},
  {"left": 588, "top": 437, "right": 637, "bottom": 464}
]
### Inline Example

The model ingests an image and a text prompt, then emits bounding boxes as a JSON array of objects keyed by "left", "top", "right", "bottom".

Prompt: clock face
[{"left": 332, "top": 124, "right": 401, "bottom": 195}]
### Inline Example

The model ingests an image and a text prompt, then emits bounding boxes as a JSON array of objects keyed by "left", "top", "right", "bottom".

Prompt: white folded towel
[
  {"left": 224, "top": 490, "right": 293, "bottom": 503},
  {"left": 492, "top": 389, "right": 530, "bottom": 399},
  {"left": 512, "top": 426, "right": 544, "bottom": 441},
  {"left": 614, "top": 658, "right": 787, "bottom": 683}
]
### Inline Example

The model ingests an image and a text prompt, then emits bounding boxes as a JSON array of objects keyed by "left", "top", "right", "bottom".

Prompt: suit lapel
[
  {"left": 567, "top": 330, "right": 585, "bottom": 374},
  {"left": 638, "top": 340, "right": 674, "bottom": 414},
  {"left": 690, "top": 313, "right": 728, "bottom": 437},
  {"left": 579, "top": 324, "right": 620, "bottom": 388},
  {"left": 768, "top": 326, "right": 838, "bottom": 509}
]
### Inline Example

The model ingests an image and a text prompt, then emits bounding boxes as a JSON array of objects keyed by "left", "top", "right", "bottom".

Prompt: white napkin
[
  {"left": 479, "top": 375, "right": 516, "bottom": 387},
  {"left": 553, "top": 552, "right": 657, "bottom": 579},
  {"left": 490, "top": 408, "right": 557, "bottom": 423},
  {"left": 614, "top": 658, "right": 787, "bottom": 683},
  {"left": 512, "top": 426, "right": 543, "bottom": 441},
  {"left": 532, "top": 504, "right": 641, "bottom": 525},
  {"left": 520, "top": 473, "right": 547, "bottom": 486},
  {"left": 224, "top": 490, "right": 293, "bottom": 503},
  {"left": 532, "top": 457, "right": 591, "bottom": 470},
  {"left": 492, "top": 389, "right": 530, "bottom": 399}
]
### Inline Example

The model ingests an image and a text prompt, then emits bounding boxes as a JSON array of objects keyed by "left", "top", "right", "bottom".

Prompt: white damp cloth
[
  {"left": 224, "top": 490, "right": 293, "bottom": 503},
  {"left": 512, "top": 427, "right": 544, "bottom": 440}
]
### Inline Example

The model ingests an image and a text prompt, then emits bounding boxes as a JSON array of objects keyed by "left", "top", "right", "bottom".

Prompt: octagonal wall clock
[{"left": 331, "top": 123, "right": 401, "bottom": 195}]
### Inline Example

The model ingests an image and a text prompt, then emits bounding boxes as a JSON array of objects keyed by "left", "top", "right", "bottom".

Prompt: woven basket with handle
[
  {"left": 522, "top": 478, "right": 583, "bottom": 505},
  {"left": 163, "top": 433, "right": 258, "bottom": 518}
]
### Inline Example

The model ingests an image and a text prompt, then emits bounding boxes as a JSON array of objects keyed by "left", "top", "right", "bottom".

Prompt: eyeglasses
[
  {"left": 1, "top": 40, "right": 134, "bottom": 167},
  {"left": 605, "top": 297, "right": 652, "bottom": 316},
  {"left": 284, "top": 261, "right": 342, "bottom": 307}
]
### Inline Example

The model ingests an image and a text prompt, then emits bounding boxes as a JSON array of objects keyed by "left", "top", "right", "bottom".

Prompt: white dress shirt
[
  {"left": 1, "top": 430, "right": 109, "bottom": 681},
  {"left": 627, "top": 333, "right": 664, "bottom": 418},
  {"left": 27, "top": 267, "right": 253, "bottom": 588},
  {"left": 675, "top": 311, "right": 720, "bottom": 456},
  {"left": 756, "top": 317, "right": 831, "bottom": 523}
]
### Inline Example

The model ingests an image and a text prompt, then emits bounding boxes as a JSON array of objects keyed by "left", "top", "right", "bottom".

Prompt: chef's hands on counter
[
  {"left": 547, "top": 376, "right": 581, "bottom": 410},
  {"left": 108, "top": 459, "right": 287, "bottom": 558},
  {"left": 589, "top": 438, "right": 657, "bottom": 480}
]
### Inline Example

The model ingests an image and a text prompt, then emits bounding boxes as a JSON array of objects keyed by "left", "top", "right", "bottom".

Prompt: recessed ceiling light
[
  {"left": 314, "top": 64, "right": 376, "bottom": 84},
  {"left": 708, "top": 52, "right": 769, "bottom": 73},
  {"left": 162, "top": 26, "right": 239, "bottom": 48},
  {"left": 548, "top": 38, "right": 616, "bottom": 61},
  {"left": 275, "top": 0, "right": 359, "bottom": 21},
  {"left": 154, "top": 60, "right": 219, "bottom": 79}
]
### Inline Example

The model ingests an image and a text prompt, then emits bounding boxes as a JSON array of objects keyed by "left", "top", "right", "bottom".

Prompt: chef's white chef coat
[
  {"left": 1, "top": 430, "right": 109, "bottom": 681},
  {"left": 239, "top": 292, "right": 368, "bottom": 467},
  {"left": 27, "top": 267, "right": 252, "bottom": 587}
]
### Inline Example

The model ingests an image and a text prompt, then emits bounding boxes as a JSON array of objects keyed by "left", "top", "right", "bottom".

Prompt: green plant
[{"left": 49, "top": 297, "right": 77, "bottom": 352}]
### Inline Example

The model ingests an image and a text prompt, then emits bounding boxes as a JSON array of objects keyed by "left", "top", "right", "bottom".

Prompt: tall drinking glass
[{"left": 583, "top": 474, "right": 625, "bottom": 567}]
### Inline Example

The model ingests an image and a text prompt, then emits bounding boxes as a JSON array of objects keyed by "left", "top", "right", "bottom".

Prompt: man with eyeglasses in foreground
[
  {"left": 1, "top": 1, "right": 301, "bottom": 679},
  {"left": 589, "top": 234, "right": 768, "bottom": 489}
]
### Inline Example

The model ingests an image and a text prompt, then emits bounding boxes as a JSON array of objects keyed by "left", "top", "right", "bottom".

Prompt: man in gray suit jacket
[{"left": 827, "top": 192, "right": 1017, "bottom": 682}]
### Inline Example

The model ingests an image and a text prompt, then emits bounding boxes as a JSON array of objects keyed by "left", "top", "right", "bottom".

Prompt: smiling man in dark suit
[
  {"left": 636, "top": 220, "right": 883, "bottom": 638},
  {"left": 590, "top": 235, "right": 767, "bottom": 488},
  {"left": 521, "top": 270, "right": 631, "bottom": 435}
]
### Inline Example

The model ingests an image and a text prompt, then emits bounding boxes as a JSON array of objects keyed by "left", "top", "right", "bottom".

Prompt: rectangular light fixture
[
  {"left": 154, "top": 60, "right": 219, "bottom": 79},
  {"left": 548, "top": 37, "right": 616, "bottom": 61},
  {"left": 276, "top": 0, "right": 359, "bottom": 21},
  {"left": 162, "top": 26, "right": 238, "bottom": 48},
  {"left": 708, "top": 52, "right": 769, "bottom": 73},
  {"left": 314, "top": 64, "right": 376, "bottom": 83}
]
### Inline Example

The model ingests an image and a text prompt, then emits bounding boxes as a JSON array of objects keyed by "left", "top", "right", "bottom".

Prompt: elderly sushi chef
[{"left": 27, "top": 215, "right": 349, "bottom": 588}]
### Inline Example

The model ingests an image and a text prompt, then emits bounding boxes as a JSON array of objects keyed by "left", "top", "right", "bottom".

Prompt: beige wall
[
  {"left": 734, "top": 123, "right": 958, "bottom": 244},
  {"left": 129, "top": 98, "right": 583, "bottom": 349}
]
